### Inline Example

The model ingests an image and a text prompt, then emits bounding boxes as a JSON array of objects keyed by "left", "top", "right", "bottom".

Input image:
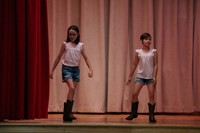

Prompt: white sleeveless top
[
  {"left": 136, "top": 48, "right": 157, "bottom": 79},
  {"left": 61, "top": 41, "right": 83, "bottom": 66}
]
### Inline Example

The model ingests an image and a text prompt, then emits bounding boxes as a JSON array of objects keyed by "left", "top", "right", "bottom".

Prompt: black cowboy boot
[
  {"left": 63, "top": 100, "right": 74, "bottom": 121},
  {"left": 148, "top": 103, "right": 156, "bottom": 122},
  {"left": 126, "top": 101, "right": 139, "bottom": 120},
  {"left": 70, "top": 100, "right": 76, "bottom": 120}
]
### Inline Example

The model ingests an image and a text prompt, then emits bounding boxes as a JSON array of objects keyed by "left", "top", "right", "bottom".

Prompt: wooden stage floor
[{"left": 1, "top": 113, "right": 200, "bottom": 133}]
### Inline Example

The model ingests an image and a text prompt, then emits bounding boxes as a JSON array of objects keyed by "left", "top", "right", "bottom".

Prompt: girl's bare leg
[
  {"left": 147, "top": 83, "right": 156, "bottom": 122},
  {"left": 147, "top": 84, "right": 156, "bottom": 104},
  {"left": 66, "top": 79, "right": 75, "bottom": 101},
  {"left": 132, "top": 82, "right": 144, "bottom": 102},
  {"left": 126, "top": 82, "right": 143, "bottom": 120},
  {"left": 63, "top": 79, "right": 79, "bottom": 121}
]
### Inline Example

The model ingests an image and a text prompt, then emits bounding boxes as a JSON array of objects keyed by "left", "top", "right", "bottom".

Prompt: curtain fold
[
  {"left": 74, "top": 0, "right": 106, "bottom": 112},
  {"left": 107, "top": 0, "right": 129, "bottom": 112},
  {"left": 193, "top": 0, "right": 200, "bottom": 111},
  {"left": 0, "top": 0, "right": 49, "bottom": 121}
]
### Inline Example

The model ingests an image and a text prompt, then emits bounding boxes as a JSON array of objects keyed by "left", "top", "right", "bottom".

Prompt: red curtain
[{"left": 0, "top": 0, "right": 49, "bottom": 120}]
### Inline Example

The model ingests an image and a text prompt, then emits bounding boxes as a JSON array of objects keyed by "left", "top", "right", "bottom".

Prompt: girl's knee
[{"left": 149, "top": 95, "right": 154, "bottom": 102}]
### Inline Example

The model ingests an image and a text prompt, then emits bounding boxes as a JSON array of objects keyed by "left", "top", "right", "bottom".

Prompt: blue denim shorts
[
  {"left": 135, "top": 77, "right": 154, "bottom": 85},
  {"left": 62, "top": 65, "right": 80, "bottom": 82}
]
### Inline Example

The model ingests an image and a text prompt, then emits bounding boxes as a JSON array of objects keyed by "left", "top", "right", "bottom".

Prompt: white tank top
[
  {"left": 136, "top": 48, "right": 157, "bottom": 79},
  {"left": 62, "top": 41, "right": 83, "bottom": 66}
]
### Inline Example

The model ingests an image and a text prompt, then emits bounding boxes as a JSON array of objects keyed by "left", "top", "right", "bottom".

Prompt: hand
[
  {"left": 126, "top": 76, "right": 132, "bottom": 85},
  {"left": 49, "top": 72, "right": 54, "bottom": 79},
  {"left": 88, "top": 69, "right": 93, "bottom": 78},
  {"left": 152, "top": 78, "right": 157, "bottom": 86}
]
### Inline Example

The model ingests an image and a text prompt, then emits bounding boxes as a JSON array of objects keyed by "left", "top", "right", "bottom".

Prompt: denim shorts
[
  {"left": 135, "top": 77, "right": 154, "bottom": 85},
  {"left": 62, "top": 65, "right": 80, "bottom": 82}
]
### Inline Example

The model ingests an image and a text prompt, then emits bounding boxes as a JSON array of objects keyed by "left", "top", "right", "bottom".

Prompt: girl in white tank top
[
  {"left": 126, "top": 33, "right": 158, "bottom": 123},
  {"left": 50, "top": 25, "right": 93, "bottom": 121}
]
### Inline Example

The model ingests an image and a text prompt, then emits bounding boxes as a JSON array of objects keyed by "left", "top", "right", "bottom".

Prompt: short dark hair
[
  {"left": 140, "top": 33, "right": 151, "bottom": 41},
  {"left": 66, "top": 25, "right": 80, "bottom": 44}
]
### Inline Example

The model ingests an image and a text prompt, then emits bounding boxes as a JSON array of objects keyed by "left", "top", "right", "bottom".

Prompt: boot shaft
[
  {"left": 63, "top": 100, "right": 74, "bottom": 121},
  {"left": 148, "top": 103, "right": 155, "bottom": 113},
  {"left": 148, "top": 103, "right": 156, "bottom": 122},
  {"left": 131, "top": 101, "right": 139, "bottom": 112}
]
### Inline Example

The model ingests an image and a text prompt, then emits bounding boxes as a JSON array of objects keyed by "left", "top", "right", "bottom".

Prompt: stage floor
[
  {"left": 2, "top": 113, "right": 200, "bottom": 125},
  {"left": 1, "top": 114, "right": 200, "bottom": 133}
]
